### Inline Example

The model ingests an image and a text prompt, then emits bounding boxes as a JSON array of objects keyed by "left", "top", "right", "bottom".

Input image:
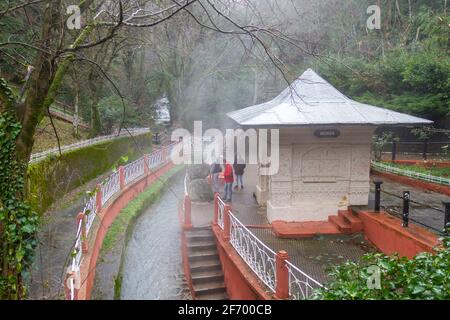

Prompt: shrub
[{"left": 312, "top": 237, "right": 450, "bottom": 300}]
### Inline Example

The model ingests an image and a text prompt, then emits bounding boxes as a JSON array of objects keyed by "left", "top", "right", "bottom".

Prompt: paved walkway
[{"left": 369, "top": 176, "right": 447, "bottom": 234}]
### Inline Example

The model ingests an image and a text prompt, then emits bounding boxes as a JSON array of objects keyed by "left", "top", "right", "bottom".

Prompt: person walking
[
  {"left": 233, "top": 157, "right": 246, "bottom": 190},
  {"left": 223, "top": 159, "right": 234, "bottom": 202},
  {"left": 210, "top": 159, "right": 222, "bottom": 194}
]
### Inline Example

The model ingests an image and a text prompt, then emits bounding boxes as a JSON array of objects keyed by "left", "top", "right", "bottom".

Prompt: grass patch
[
  {"left": 32, "top": 116, "right": 90, "bottom": 153},
  {"left": 101, "top": 165, "right": 184, "bottom": 253}
]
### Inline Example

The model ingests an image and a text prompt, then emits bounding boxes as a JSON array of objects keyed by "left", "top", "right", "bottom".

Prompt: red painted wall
[
  {"left": 358, "top": 211, "right": 439, "bottom": 259},
  {"left": 77, "top": 163, "right": 174, "bottom": 300}
]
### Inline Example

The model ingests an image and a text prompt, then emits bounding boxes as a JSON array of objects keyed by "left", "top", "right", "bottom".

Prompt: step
[
  {"left": 192, "top": 270, "right": 224, "bottom": 284},
  {"left": 188, "top": 242, "right": 217, "bottom": 252},
  {"left": 343, "top": 211, "right": 363, "bottom": 232},
  {"left": 194, "top": 281, "right": 227, "bottom": 296},
  {"left": 186, "top": 233, "right": 215, "bottom": 242},
  {"left": 338, "top": 210, "right": 363, "bottom": 232},
  {"left": 188, "top": 250, "right": 218, "bottom": 262},
  {"left": 196, "top": 291, "right": 229, "bottom": 300},
  {"left": 328, "top": 215, "right": 352, "bottom": 234},
  {"left": 190, "top": 259, "right": 222, "bottom": 273}
]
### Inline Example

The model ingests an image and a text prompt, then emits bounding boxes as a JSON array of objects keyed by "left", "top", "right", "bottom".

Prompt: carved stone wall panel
[
  {"left": 271, "top": 145, "right": 292, "bottom": 181},
  {"left": 351, "top": 145, "right": 371, "bottom": 180},
  {"left": 269, "top": 180, "right": 292, "bottom": 206}
]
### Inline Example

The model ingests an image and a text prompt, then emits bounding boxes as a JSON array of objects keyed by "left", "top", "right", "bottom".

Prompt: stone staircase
[
  {"left": 186, "top": 227, "right": 228, "bottom": 300},
  {"left": 328, "top": 209, "right": 363, "bottom": 234}
]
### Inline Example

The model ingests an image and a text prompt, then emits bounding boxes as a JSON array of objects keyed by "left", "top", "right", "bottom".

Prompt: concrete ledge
[
  {"left": 372, "top": 169, "right": 450, "bottom": 196},
  {"left": 357, "top": 210, "right": 440, "bottom": 259},
  {"left": 272, "top": 221, "right": 340, "bottom": 239}
]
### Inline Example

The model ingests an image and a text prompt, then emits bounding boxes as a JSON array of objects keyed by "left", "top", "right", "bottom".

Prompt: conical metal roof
[{"left": 227, "top": 69, "right": 433, "bottom": 127}]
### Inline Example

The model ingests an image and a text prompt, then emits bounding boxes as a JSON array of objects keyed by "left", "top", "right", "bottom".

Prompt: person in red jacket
[{"left": 223, "top": 159, "right": 234, "bottom": 202}]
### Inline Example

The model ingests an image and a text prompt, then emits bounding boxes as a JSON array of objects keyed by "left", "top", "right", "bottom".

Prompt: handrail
[
  {"left": 286, "top": 260, "right": 324, "bottom": 300},
  {"left": 214, "top": 194, "right": 324, "bottom": 299},
  {"left": 228, "top": 210, "right": 277, "bottom": 293},
  {"left": 30, "top": 128, "right": 150, "bottom": 163},
  {"left": 217, "top": 197, "right": 226, "bottom": 230},
  {"left": 66, "top": 141, "right": 179, "bottom": 299}
]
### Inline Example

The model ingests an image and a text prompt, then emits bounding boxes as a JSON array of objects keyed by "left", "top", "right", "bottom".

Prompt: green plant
[
  {"left": 372, "top": 132, "right": 395, "bottom": 161},
  {"left": 0, "top": 112, "right": 39, "bottom": 299},
  {"left": 313, "top": 237, "right": 450, "bottom": 300}
]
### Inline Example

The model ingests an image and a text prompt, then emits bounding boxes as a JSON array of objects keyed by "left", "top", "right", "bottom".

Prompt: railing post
[
  {"left": 391, "top": 141, "right": 397, "bottom": 161},
  {"left": 443, "top": 201, "right": 450, "bottom": 235},
  {"left": 213, "top": 193, "right": 219, "bottom": 225},
  {"left": 275, "top": 250, "right": 290, "bottom": 300},
  {"left": 76, "top": 212, "right": 88, "bottom": 253},
  {"left": 183, "top": 195, "right": 193, "bottom": 230},
  {"left": 95, "top": 184, "right": 102, "bottom": 212},
  {"left": 373, "top": 181, "right": 383, "bottom": 212},
  {"left": 402, "top": 191, "right": 410, "bottom": 228},
  {"left": 144, "top": 155, "right": 149, "bottom": 175},
  {"left": 119, "top": 166, "right": 125, "bottom": 189},
  {"left": 64, "top": 271, "right": 79, "bottom": 300},
  {"left": 223, "top": 204, "right": 231, "bottom": 241},
  {"left": 422, "top": 141, "right": 428, "bottom": 160}
]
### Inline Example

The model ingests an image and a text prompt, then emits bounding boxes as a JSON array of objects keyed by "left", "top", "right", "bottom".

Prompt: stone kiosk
[{"left": 227, "top": 69, "right": 432, "bottom": 223}]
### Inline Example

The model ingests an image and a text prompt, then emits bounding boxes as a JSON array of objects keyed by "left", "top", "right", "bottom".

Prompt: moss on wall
[{"left": 27, "top": 133, "right": 152, "bottom": 215}]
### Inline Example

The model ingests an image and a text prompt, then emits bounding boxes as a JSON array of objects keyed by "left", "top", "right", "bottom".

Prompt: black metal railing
[
  {"left": 381, "top": 141, "right": 450, "bottom": 161},
  {"left": 372, "top": 181, "right": 448, "bottom": 234}
]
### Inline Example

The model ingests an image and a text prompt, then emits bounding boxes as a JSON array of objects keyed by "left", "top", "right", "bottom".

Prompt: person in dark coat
[
  {"left": 210, "top": 158, "right": 222, "bottom": 193},
  {"left": 233, "top": 156, "right": 246, "bottom": 190}
]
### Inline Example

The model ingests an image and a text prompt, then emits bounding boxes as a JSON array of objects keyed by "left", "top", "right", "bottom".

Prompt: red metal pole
[
  {"left": 119, "top": 166, "right": 125, "bottom": 189},
  {"left": 95, "top": 184, "right": 102, "bottom": 212},
  {"left": 275, "top": 250, "right": 290, "bottom": 300},
  {"left": 64, "top": 272, "right": 79, "bottom": 300},
  {"left": 223, "top": 204, "right": 231, "bottom": 241},
  {"left": 183, "top": 195, "right": 193, "bottom": 230},
  {"left": 144, "top": 155, "right": 149, "bottom": 175},
  {"left": 76, "top": 212, "right": 88, "bottom": 253}
]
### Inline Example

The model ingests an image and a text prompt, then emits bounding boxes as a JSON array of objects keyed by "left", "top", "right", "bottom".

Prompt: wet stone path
[{"left": 120, "top": 175, "right": 191, "bottom": 300}]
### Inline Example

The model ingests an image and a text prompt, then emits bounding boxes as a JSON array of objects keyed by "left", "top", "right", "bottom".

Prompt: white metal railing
[
  {"left": 217, "top": 197, "right": 225, "bottom": 230},
  {"left": 124, "top": 158, "right": 145, "bottom": 185},
  {"left": 101, "top": 170, "right": 120, "bottom": 206},
  {"left": 83, "top": 195, "right": 97, "bottom": 235},
  {"left": 229, "top": 211, "right": 277, "bottom": 293},
  {"left": 371, "top": 160, "right": 450, "bottom": 186},
  {"left": 286, "top": 260, "right": 324, "bottom": 300},
  {"left": 71, "top": 219, "right": 83, "bottom": 273},
  {"left": 30, "top": 128, "right": 150, "bottom": 163},
  {"left": 217, "top": 194, "right": 323, "bottom": 300},
  {"left": 66, "top": 141, "right": 179, "bottom": 299}
]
